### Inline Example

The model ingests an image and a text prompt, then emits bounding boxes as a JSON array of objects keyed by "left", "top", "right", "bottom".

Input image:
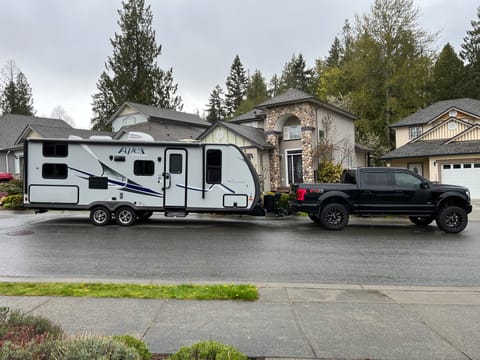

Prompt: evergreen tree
[
  {"left": 268, "top": 74, "right": 280, "bottom": 97},
  {"left": 0, "top": 61, "right": 35, "bottom": 115},
  {"left": 91, "top": 0, "right": 182, "bottom": 131},
  {"left": 343, "top": 0, "right": 434, "bottom": 149},
  {"left": 206, "top": 85, "right": 226, "bottom": 123},
  {"left": 460, "top": 6, "right": 480, "bottom": 99},
  {"left": 430, "top": 43, "right": 465, "bottom": 102},
  {"left": 224, "top": 55, "right": 248, "bottom": 117},
  {"left": 235, "top": 70, "right": 270, "bottom": 115},
  {"left": 325, "top": 36, "right": 343, "bottom": 68},
  {"left": 278, "top": 53, "right": 315, "bottom": 93}
]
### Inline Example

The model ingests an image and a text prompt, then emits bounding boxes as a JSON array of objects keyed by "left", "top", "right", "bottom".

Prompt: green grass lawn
[{"left": 0, "top": 282, "right": 258, "bottom": 301}]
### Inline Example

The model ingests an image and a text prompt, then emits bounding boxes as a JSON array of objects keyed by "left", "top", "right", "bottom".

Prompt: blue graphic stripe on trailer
[
  {"left": 69, "top": 166, "right": 163, "bottom": 197},
  {"left": 175, "top": 183, "right": 235, "bottom": 194}
]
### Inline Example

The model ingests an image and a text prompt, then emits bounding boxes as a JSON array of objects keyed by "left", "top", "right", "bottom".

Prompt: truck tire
[
  {"left": 90, "top": 206, "right": 111, "bottom": 226},
  {"left": 320, "top": 203, "right": 349, "bottom": 230},
  {"left": 435, "top": 205, "right": 468, "bottom": 233},
  {"left": 115, "top": 206, "right": 137, "bottom": 226},
  {"left": 409, "top": 216, "right": 434, "bottom": 226}
]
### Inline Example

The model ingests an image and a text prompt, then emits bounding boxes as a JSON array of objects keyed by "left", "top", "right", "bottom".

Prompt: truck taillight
[{"left": 296, "top": 188, "right": 307, "bottom": 201}]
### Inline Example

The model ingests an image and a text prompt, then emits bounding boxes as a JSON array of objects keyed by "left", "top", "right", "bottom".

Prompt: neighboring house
[
  {"left": 108, "top": 102, "right": 210, "bottom": 139},
  {"left": 199, "top": 88, "right": 363, "bottom": 192},
  {"left": 382, "top": 98, "right": 480, "bottom": 198},
  {"left": 0, "top": 113, "right": 113, "bottom": 177},
  {"left": 0, "top": 114, "right": 72, "bottom": 176}
]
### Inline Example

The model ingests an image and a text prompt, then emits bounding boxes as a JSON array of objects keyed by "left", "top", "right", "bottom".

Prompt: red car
[{"left": 0, "top": 172, "right": 13, "bottom": 182}]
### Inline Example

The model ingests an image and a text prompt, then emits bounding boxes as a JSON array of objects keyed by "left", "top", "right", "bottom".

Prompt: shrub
[
  {"left": 169, "top": 341, "right": 247, "bottom": 360},
  {"left": 56, "top": 336, "right": 140, "bottom": 360},
  {"left": 113, "top": 335, "right": 151, "bottom": 360},
  {"left": 1, "top": 195, "right": 23, "bottom": 209},
  {"left": 317, "top": 161, "right": 343, "bottom": 183},
  {"left": 0, "top": 180, "right": 22, "bottom": 196}
]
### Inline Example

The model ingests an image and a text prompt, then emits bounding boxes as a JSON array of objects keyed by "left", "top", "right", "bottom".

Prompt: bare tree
[{"left": 51, "top": 105, "right": 75, "bottom": 127}]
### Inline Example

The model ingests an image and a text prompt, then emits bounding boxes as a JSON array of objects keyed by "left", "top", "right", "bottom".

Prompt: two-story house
[{"left": 382, "top": 98, "right": 480, "bottom": 198}]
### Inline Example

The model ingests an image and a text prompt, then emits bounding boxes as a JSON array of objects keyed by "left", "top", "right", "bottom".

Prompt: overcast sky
[{"left": 0, "top": 0, "right": 478, "bottom": 129}]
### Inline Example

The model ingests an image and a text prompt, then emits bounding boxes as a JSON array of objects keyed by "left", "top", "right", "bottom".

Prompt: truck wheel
[
  {"left": 90, "top": 206, "right": 111, "bottom": 226},
  {"left": 436, "top": 206, "right": 468, "bottom": 233},
  {"left": 115, "top": 206, "right": 137, "bottom": 226},
  {"left": 409, "top": 216, "right": 434, "bottom": 226},
  {"left": 320, "top": 203, "right": 349, "bottom": 230}
]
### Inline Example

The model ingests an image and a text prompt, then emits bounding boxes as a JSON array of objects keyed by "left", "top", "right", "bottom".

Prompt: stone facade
[{"left": 265, "top": 103, "right": 317, "bottom": 190}]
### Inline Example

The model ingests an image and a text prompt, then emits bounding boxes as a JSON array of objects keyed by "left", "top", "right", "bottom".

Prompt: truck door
[
  {"left": 391, "top": 170, "right": 434, "bottom": 214},
  {"left": 164, "top": 148, "right": 187, "bottom": 208}
]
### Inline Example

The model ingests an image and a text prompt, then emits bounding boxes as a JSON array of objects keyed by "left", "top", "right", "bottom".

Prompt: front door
[
  {"left": 164, "top": 148, "right": 187, "bottom": 208},
  {"left": 286, "top": 150, "right": 303, "bottom": 184}
]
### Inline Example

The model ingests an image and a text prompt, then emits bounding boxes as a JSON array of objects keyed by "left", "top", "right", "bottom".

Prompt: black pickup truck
[{"left": 290, "top": 167, "right": 472, "bottom": 233}]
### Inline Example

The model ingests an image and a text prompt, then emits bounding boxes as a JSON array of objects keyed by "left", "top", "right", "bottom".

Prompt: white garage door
[{"left": 441, "top": 163, "right": 480, "bottom": 199}]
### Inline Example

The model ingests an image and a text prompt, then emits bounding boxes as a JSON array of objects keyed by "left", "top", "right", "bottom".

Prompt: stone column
[
  {"left": 265, "top": 130, "right": 281, "bottom": 190},
  {"left": 301, "top": 126, "right": 315, "bottom": 183}
]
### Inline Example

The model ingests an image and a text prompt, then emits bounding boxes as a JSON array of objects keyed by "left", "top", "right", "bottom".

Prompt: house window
[
  {"left": 43, "top": 142, "right": 68, "bottom": 157},
  {"left": 42, "top": 163, "right": 68, "bottom": 179},
  {"left": 206, "top": 149, "right": 222, "bottom": 184},
  {"left": 134, "top": 160, "right": 154, "bottom": 176},
  {"left": 409, "top": 126, "right": 422, "bottom": 139},
  {"left": 283, "top": 125, "right": 301, "bottom": 140}
]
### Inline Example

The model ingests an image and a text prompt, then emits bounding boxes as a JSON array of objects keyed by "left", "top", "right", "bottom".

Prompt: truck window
[
  {"left": 134, "top": 160, "right": 154, "bottom": 176},
  {"left": 206, "top": 149, "right": 222, "bottom": 184},
  {"left": 42, "top": 163, "right": 68, "bottom": 179},
  {"left": 363, "top": 172, "right": 390, "bottom": 186},
  {"left": 394, "top": 172, "right": 423, "bottom": 188},
  {"left": 43, "top": 142, "right": 68, "bottom": 157},
  {"left": 342, "top": 171, "right": 357, "bottom": 184}
]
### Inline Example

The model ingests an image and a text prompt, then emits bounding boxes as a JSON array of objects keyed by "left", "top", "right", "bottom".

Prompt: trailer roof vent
[{"left": 127, "top": 132, "right": 154, "bottom": 142}]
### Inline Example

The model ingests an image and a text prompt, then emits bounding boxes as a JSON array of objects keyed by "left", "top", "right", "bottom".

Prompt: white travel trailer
[{"left": 23, "top": 134, "right": 262, "bottom": 225}]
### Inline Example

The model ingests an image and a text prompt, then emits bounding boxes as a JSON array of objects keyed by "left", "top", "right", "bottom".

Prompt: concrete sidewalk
[{"left": 1, "top": 283, "right": 480, "bottom": 359}]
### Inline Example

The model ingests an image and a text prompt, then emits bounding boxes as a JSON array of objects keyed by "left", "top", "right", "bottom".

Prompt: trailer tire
[
  {"left": 137, "top": 210, "right": 153, "bottom": 221},
  {"left": 115, "top": 206, "right": 137, "bottom": 226},
  {"left": 435, "top": 205, "right": 468, "bottom": 233},
  {"left": 320, "top": 203, "right": 349, "bottom": 230},
  {"left": 90, "top": 206, "right": 111, "bottom": 226}
]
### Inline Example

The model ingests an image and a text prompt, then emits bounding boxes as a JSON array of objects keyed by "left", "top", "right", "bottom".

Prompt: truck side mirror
[{"left": 420, "top": 182, "right": 429, "bottom": 189}]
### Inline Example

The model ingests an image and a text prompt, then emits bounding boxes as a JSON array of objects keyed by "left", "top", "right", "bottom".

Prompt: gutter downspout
[{"left": 5, "top": 150, "right": 11, "bottom": 173}]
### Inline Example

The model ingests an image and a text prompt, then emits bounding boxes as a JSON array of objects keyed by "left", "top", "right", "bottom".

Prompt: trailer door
[{"left": 164, "top": 148, "right": 187, "bottom": 208}]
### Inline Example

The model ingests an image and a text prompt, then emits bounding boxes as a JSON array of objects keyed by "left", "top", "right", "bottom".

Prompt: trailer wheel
[
  {"left": 90, "top": 206, "right": 111, "bottom": 226},
  {"left": 115, "top": 206, "right": 137, "bottom": 226},
  {"left": 320, "top": 203, "right": 349, "bottom": 230},
  {"left": 435, "top": 205, "right": 468, "bottom": 233}
]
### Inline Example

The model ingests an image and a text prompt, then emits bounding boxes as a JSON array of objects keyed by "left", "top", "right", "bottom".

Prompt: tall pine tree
[
  {"left": 460, "top": 6, "right": 480, "bottom": 99},
  {"left": 235, "top": 70, "right": 269, "bottom": 115},
  {"left": 278, "top": 53, "right": 315, "bottom": 94},
  {"left": 0, "top": 60, "right": 35, "bottom": 115},
  {"left": 224, "top": 55, "right": 248, "bottom": 118},
  {"left": 430, "top": 43, "right": 465, "bottom": 102},
  {"left": 91, "top": 0, "right": 182, "bottom": 130},
  {"left": 206, "top": 84, "right": 226, "bottom": 123}
]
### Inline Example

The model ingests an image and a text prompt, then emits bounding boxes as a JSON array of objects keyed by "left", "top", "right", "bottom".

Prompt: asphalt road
[{"left": 1, "top": 211, "right": 480, "bottom": 287}]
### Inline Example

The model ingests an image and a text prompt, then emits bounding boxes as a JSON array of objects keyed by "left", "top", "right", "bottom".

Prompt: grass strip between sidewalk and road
[{"left": 0, "top": 282, "right": 258, "bottom": 301}]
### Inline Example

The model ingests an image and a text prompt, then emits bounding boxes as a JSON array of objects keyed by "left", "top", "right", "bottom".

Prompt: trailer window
[
  {"left": 43, "top": 142, "right": 68, "bottom": 157},
  {"left": 169, "top": 154, "right": 183, "bottom": 174},
  {"left": 42, "top": 163, "right": 68, "bottom": 179},
  {"left": 206, "top": 149, "right": 222, "bottom": 184},
  {"left": 134, "top": 160, "right": 154, "bottom": 176}
]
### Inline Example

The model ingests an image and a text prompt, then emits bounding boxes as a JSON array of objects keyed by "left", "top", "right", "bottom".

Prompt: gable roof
[
  {"left": 197, "top": 122, "right": 272, "bottom": 150},
  {"left": 108, "top": 102, "right": 210, "bottom": 128},
  {"left": 15, "top": 124, "right": 112, "bottom": 144},
  {"left": 0, "top": 114, "right": 72, "bottom": 149},
  {"left": 390, "top": 98, "right": 480, "bottom": 128},
  {"left": 114, "top": 121, "right": 204, "bottom": 141},
  {"left": 381, "top": 139, "right": 480, "bottom": 160},
  {"left": 255, "top": 88, "right": 357, "bottom": 120}
]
